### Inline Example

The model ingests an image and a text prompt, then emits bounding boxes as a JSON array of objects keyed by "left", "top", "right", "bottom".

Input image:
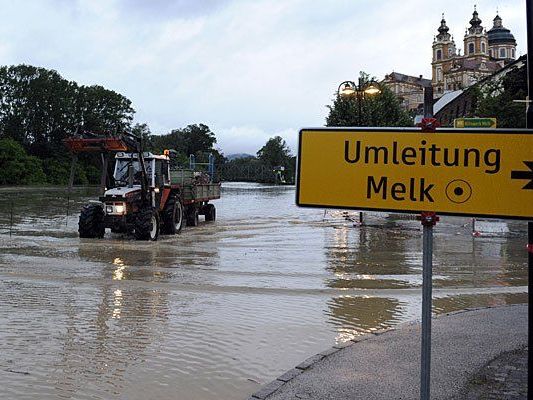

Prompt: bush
[
  {"left": 42, "top": 159, "right": 69, "bottom": 185},
  {"left": 84, "top": 164, "right": 101, "bottom": 184},
  {"left": 0, "top": 138, "right": 47, "bottom": 185},
  {"left": 42, "top": 158, "right": 91, "bottom": 185}
]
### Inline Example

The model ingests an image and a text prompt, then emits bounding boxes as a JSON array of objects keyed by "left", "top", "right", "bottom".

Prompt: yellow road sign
[{"left": 296, "top": 128, "right": 533, "bottom": 219}]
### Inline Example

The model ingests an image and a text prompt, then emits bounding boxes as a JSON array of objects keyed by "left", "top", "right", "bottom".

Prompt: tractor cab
[{"left": 112, "top": 152, "right": 171, "bottom": 188}]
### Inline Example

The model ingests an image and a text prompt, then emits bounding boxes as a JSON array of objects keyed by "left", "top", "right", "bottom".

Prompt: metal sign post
[
  {"left": 418, "top": 114, "right": 438, "bottom": 400},
  {"left": 419, "top": 212, "right": 438, "bottom": 399},
  {"left": 525, "top": 0, "right": 533, "bottom": 387}
]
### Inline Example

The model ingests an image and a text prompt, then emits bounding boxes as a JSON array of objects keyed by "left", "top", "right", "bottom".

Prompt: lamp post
[
  {"left": 337, "top": 77, "right": 382, "bottom": 126},
  {"left": 336, "top": 77, "right": 381, "bottom": 225}
]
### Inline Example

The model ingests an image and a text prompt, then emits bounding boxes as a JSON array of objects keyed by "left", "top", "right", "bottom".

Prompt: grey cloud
[
  {"left": 0, "top": 0, "right": 527, "bottom": 155},
  {"left": 117, "top": 0, "right": 231, "bottom": 20}
]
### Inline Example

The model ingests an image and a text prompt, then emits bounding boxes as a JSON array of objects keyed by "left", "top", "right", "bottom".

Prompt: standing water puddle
[{"left": 0, "top": 183, "right": 528, "bottom": 399}]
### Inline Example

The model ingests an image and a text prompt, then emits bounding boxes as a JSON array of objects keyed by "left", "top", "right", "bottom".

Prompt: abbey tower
[{"left": 431, "top": 7, "right": 517, "bottom": 98}]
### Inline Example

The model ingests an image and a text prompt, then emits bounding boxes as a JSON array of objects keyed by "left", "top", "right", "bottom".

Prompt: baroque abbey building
[
  {"left": 432, "top": 7, "right": 517, "bottom": 98},
  {"left": 382, "top": 7, "right": 517, "bottom": 111}
]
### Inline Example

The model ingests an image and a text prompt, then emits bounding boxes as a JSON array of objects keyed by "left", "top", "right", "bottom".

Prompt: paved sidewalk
[{"left": 249, "top": 304, "right": 528, "bottom": 400}]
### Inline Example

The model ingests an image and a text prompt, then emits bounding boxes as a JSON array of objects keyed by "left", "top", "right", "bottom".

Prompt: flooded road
[{"left": 0, "top": 183, "right": 528, "bottom": 399}]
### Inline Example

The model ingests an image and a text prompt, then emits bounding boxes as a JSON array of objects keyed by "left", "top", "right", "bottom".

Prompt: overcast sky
[{"left": 0, "top": 0, "right": 527, "bottom": 155}]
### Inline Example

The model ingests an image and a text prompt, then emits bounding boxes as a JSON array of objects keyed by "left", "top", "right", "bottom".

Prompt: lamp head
[
  {"left": 338, "top": 81, "right": 357, "bottom": 97},
  {"left": 363, "top": 81, "right": 381, "bottom": 96}
]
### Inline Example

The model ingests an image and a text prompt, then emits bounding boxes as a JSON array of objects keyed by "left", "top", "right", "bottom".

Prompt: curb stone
[
  {"left": 295, "top": 354, "right": 325, "bottom": 370},
  {"left": 248, "top": 326, "right": 395, "bottom": 400},
  {"left": 319, "top": 347, "right": 341, "bottom": 357},
  {"left": 276, "top": 368, "right": 302, "bottom": 382},
  {"left": 247, "top": 304, "right": 525, "bottom": 400},
  {"left": 249, "top": 379, "right": 285, "bottom": 399}
]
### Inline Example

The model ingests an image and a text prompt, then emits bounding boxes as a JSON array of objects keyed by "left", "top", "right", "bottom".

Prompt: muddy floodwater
[{"left": 0, "top": 183, "right": 528, "bottom": 399}]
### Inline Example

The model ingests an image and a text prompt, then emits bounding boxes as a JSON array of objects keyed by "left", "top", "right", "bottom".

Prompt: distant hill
[{"left": 226, "top": 153, "right": 255, "bottom": 160}]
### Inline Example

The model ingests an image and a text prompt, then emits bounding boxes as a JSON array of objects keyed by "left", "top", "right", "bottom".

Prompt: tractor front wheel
[
  {"left": 78, "top": 204, "right": 105, "bottom": 238},
  {"left": 134, "top": 207, "right": 160, "bottom": 241}
]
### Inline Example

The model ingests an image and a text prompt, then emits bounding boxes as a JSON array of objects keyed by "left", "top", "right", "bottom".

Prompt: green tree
[
  {"left": 131, "top": 123, "right": 153, "bottom": 151},
  {"left": 326, "top": 72, "right": 413, "bottom": 127},
  {"left": 0, "top": 64, "right": 137, "bottom": 186},
  {"left": 0, "top": 138, "right": 46, "bottom": 185},
  {"left": 77, "top": 84, "right": 134, "bottom": 134},
  {"left": 257, "top": 136, "right": 291, "bottom": 167},
  {"left": 151, "top": 124, "right": 216, "bottom": 154},
  {"left": 176, "top": 123, "right": 217, "bottom": 155},
  {"left": 0, "top": 65, "right": 79, "bottom": 157},
  {"left": 149, "top": 123, "right": 225, "bottom": 168},
  {"left": 474, "top": 66, "right": 527, "bottom": 128},
  {"left": 256, "top": 136, "right": 295, "bottom": 183},
  {"left": 0, "top": 64, "right": 135, "bottom": 158}
]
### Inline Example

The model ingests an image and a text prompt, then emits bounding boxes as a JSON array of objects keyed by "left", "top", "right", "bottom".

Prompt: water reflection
[
  {"left": 53, "top": 265, "right": 173, "bottom": 397},
  {"left": 326, "top": 295, "right": 405, "bottom": 342},
  {"left": 324, "top": 222, "right": 417, "bottom": 290},
  {"left": 432, "top": 230, "right": 528, "bottom": 288},
  {"left": 433, "top": 292, "right": 528, "bottom": 314},
  {"left": 77, "top": 236, "right": 221, "bottom": 286},
  {"left": 113, "top": 257, "right": 126, "bottom": 281},
  {"left": 112, "top": 288, "right": 123, "bottom": 318}
]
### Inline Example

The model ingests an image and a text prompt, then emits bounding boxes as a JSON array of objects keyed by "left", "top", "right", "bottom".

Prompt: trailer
[{"left": 65, "top": 133, "right": 220, "bottom": 241}]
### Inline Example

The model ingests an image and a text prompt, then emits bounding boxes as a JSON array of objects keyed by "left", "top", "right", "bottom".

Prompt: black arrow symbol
[{"left": 511, "top": 161, "right": 533, "bottom": 190}]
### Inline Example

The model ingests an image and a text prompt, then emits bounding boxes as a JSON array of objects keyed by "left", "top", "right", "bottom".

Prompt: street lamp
[
  {"left": 336, "top": 77, "right": 381, "bottom": 225},
  {"left": 337, "top": 77, "right": 382, "bottom": 126}
]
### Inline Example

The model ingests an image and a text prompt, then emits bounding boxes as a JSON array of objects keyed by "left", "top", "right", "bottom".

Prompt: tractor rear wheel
[
  {"left": 78, "top": 204, "right": 105, "bottom": 238},
  {"left": 162, "top": 196, "right": 184, "bottom": 235},
  {"left": 134, "top": 207, "right": 160, "bottom": 241}
]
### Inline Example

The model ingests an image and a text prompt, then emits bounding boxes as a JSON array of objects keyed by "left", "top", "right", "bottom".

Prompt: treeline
[
  {"left": 0, "top": 64, "right": 134, "bottom": 185},
  {"left": 143, "top": 124, "right": 295, "bottom": 183},
  {"left": 220, "top": 136, "right": 296, "bottom": 183},
  {"left": 0, "top": 64, "right": 295, "bottom": 186}
]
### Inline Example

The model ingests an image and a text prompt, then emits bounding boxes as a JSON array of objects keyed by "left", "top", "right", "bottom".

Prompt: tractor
[{"left": 65, "top": 132, "right": 220, "bottom": 241}]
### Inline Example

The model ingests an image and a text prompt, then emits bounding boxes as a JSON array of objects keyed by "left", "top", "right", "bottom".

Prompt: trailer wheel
[
  {"left": 162, "top": 197, "right": 184, "bottom": 234},
  {"left": 186, "top": 207, "right": 199, "bottom": 227},
  {"left": 205, "top": 204, "right": 216, "bottom": 222},
  {"left": 79, "top": 204, "right": 105, "bottom": 238},
  {"left": 134, "top": 207, "right": 160, "bottom": 241}
]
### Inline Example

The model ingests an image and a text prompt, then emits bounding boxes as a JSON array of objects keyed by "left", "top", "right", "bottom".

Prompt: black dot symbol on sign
[{"left": 446, "top": 180, "right": 472, "bottom": 204}]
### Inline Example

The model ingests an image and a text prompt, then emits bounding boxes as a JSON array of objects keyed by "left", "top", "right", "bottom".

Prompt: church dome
[{"left": 487, "top": 15, "right": 516, "bottom": 45}]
